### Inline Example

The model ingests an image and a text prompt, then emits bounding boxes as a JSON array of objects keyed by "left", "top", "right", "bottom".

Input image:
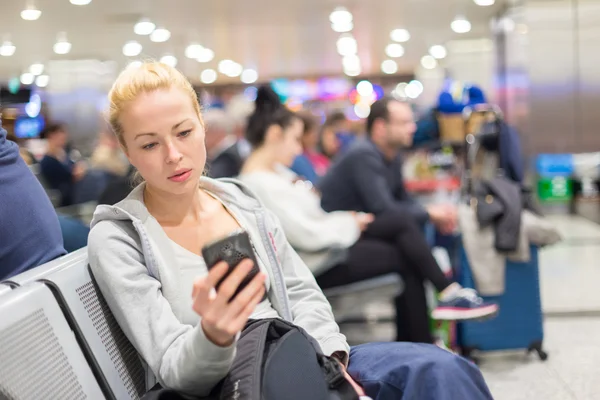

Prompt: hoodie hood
[{"left": 91, "top": 176, "right": 264, "bottom": 229}]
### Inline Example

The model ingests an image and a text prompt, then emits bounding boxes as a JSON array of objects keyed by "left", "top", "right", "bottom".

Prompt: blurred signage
[
  {"left": 14, "top": 115, "right": 45, "bottom": 138},
  {"left": 536, "top": 154, "right": 574, "bottom": 177},
  {"left": 271, "top": 77, "right": 352, "bottom": 102}
]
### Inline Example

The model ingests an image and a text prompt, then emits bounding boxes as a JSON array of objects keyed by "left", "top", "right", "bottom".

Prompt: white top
[
  {"left": 238, "top": 168, "right": 360, "bottom": 252},
  {"left": 169, "top": 239, "right": 280, "bottom": 321}
]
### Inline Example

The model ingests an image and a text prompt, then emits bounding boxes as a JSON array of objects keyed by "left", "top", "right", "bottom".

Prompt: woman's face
[
  {"left": 275, "top": 117, "right": 303, "bottom": 167},
  {"left": 119, "top": 87, "right": 206, "bottom": 196},
  {"left": 320, "top": 128, "right": 340, "bottom": 158},
  {"left": 301, "top": 127, "right": 319, "bottom": 151}
]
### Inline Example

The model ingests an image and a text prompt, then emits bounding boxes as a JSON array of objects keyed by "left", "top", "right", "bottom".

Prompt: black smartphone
[{"left": 202, "top": 230, "right": 263, "bottom": 301}]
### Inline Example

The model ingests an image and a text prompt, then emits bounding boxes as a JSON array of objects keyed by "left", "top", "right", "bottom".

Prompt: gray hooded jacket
[{"left": 88, "top": 177, "right": 349, "bottom": 397}]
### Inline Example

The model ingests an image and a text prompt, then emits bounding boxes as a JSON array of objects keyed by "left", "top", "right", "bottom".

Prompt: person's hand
[
  {"left": 192, "top": 260, "right": 266, "bottom": 347},
  {"left": 72, "top": 162, "right": 87, "bottom": 182},
  {"left": 335, "top": 360, "right": 365, "bottom": 396},
  {"left": 426, "top": 204, "right": 457, "bottom": 234},
  {"left": 352, "top": 212, "right": 375, "bottom": 232}
]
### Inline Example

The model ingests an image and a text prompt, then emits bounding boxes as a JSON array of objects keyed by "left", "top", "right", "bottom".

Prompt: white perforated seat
[
  {"left": 2, "top": 248, "right": 88, "bottom": 288},
  {"left": 0, "top": 283, "right": 105, "bottom": 399},
  {"left": 0, "top": 283, "right": 12, "bottom": 297},
  {"left": 41, "top": 254, "right": 150, "bottom": 400}
]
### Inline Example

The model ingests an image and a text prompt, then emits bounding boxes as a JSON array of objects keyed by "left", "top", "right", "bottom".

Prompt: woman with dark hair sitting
[
  {"left": 239, "top": 86, "right": 498, "bottom": 346},
  {"left": 290, "top": 112, "right": 331, "bottom": 184}
]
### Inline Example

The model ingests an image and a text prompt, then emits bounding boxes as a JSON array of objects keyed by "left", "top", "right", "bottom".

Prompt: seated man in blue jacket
[
  {"left": 319, "top": 97, "right": 456, "bottom": 233},
  {"left": 0, "top": 125, "right": 66, "bottom": 280}
]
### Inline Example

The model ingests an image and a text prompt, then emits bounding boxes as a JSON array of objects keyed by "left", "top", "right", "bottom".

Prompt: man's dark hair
[
  {"left": 366, "top": 97, "right": 396, "bottom": 137},
  {"left": 323, "top": 111, "right": 347, "bottom": 128},
  {"left": 297, "top": 111, "right": 317, "bottom": 135},
  {"left": 40, "top": 123, "right": 65, "bottom": 139}
]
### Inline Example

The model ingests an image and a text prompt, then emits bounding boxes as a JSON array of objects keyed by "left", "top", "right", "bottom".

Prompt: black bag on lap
[{"left": 143, "top": 318, "right": 358, "bottom": 400}]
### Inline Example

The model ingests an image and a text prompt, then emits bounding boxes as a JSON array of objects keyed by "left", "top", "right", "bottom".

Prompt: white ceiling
[{"left": 0, "top": 0, "right": 506, "bottom": 84}]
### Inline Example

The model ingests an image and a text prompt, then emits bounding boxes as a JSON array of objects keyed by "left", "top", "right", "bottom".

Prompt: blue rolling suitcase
[{"left": 457, "top": 244, "right": 547, "bottom": 361}]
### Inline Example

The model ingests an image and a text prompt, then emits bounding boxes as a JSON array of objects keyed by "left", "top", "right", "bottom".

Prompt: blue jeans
[{"left": 348, "top": 342, "right": 493, "bottom": 400}]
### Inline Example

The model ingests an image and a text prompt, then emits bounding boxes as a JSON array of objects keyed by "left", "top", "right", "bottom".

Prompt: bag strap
[{"left": 318, "top": 355, "right": 360, "bottom": 400}]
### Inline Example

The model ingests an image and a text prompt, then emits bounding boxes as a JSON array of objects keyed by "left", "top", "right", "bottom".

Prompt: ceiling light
[
  {"left": 196, "top": 48, "right": 214, "bottom": 63},
  {"left": 331, "top": 21, "right": 353, "bottom": 33},
  {"left": 218, "top": 60, "right": 233, "bottom": 74},
  {"left": 344, "top": 67, "right": 361, "bottom": 77},
  {"left": 385, "top": 43, "right": 405, "bottom": 58},
  {"left": 35, "top": 74, "right": 49, "bottom": 87},
  {"left": 241, "top": 69, "right": 258, "bottom": 84},
  {"left": 429, "top": 45, "right": 447, "bottom": 59},
  {"left": 53, "top": 33, "right": 72, "bottom": 55},
  {"left": 342, "top": 54, "right": 360, "bottom": 71},
  {"left": 336, "top": 34, "right": 357, "bottom": 56},
  {"left": 21, "top": 5, "right": 42, "bottom": 21},
  {"left": 185, "top": 43, "right": 204, "bottom": 59},
  {"left": 420, "top": 55, "right": 438, "bottom": 69},
  {"left": 474, "top": 0, "right": 495, "bottom": 5},
  {"left": 127, "top": 60, "right": 142, "bottom": 69},
  {"left": 354, "top": 103, "right": 371, "bottom": 119},
  {"left": 150, "top": 28, "right": 170, "bottom": 43},
  {"left": 70, "top": 0, "right": 92, "bottom": 4},
  {"left": 381, "top": 59, "right": 398, "bottom": 74},
  {"left": 405, "top": 80, "right": 424, "bottom": 99},
  {"left": 394, "top": 83, "right": 408, "bottom": 98},
  {"left": 0, "top": 41, "right": 16, "bottom": 57},
  {"left": 29, "top": 63, "right": 44, "bottom": 75},
  {"left": 20, "top": 72, "right": 35, "bottom": 85},
  {"left": 390, "top": 29, "right": 410, "bottom": 43},
  {"left": 226, "top": 64, "right": 242, "bottom": 78},
  {"left": 329, "top": 7, "right": 353, "bottom": 25},
  {"left": 123, "top": 41, "right": 142, "bottom": 57},
  {"left": 201, "top": 69, "right": 217, "bottom": 84},
  {"left": 451, "top": 16, "right": 472, "bottom": 33},
  {"left": 356, "top": 80, "right": 373, "bottom": 97},
  {"left": 134, "top": 19, "right": 155, "bottom": 35},
  {"left": 160, "top": 54, "right": 177, "bottom": 67}
]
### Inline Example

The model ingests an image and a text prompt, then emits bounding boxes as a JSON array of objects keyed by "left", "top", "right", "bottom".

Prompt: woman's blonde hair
[{"left": 107, "top": 61, "right": 203, "bottom": 148}]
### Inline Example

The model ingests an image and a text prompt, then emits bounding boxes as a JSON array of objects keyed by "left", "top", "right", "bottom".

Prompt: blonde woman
[{"left": 88, "top": 62, "right": 493, "bottom": 400}]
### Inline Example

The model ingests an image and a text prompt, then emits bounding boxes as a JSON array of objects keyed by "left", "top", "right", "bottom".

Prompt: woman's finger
[
  {"left": 205, "top": 261, "right": 230, "bottom": 289},
  {"left": 231, "top": 285, "right": 266, "bottom": 330},
  {"left": 192, "top": 277, "right": 214, "bottom": 315},
  {"left": 223, "top": 272, "right": 266, "bottom": 320},
  {"left": 212, "top": 259, "right": 254, "bottom": 308}
]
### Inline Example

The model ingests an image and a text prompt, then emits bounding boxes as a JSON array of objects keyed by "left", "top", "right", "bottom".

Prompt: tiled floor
[
  {"left": 482, "top": 214, "right": 600, "bottom": 399},
  {"left": 540, "top": 215, "right": 600, "bottom": 314},
  {"left": 335, "top": 213, "right": 600, "bottom": 399}
]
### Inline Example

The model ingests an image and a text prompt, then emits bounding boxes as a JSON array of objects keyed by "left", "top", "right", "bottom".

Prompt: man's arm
[{"left": 350, "top": 151, "right": 429, "bottom": 224}]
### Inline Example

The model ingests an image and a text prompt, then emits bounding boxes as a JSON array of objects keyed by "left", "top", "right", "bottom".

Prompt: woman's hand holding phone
[{"left": 192, "top": 259, "right": 266, "bottom": 347}]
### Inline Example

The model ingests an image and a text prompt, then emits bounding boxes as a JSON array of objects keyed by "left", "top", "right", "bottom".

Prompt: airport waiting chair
[
  {"left": 0, "top": 283, "right": 105, "bottom": 399},
  {"left": 41, "top": 253, "right": 150, "bottom": 400},
  {"left": 323, "top": 273, "right": 403, "bottom": 325},
  {"left": 2, "top": 247, "right": 87, "bottom": 288},
  {"left": 0, "top": 283, "right": 12, "bottom": 297}
]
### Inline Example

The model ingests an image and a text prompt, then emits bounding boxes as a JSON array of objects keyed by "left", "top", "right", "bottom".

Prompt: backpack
[
  {"left": 216, "top": 318, "right": 358, "bottom": 400},
  {"left": 143, "top": 318, "right": 359, "bottom": 400}
]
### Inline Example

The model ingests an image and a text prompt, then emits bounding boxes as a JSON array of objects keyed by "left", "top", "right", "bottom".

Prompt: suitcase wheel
[{"left": 527, "top": 340, "right": 548, "bottom": 361}]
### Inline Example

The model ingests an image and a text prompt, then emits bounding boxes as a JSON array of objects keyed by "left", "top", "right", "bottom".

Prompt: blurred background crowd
[{"left": 2, "top": 1, "right": 600, "bottom": 399}]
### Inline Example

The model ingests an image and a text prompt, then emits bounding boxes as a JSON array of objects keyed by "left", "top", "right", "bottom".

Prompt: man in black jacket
[
  {"left": 204, "top": 108, "right": 247, "bottom": 179},
  {"left": 319, "top": 97, "right": 457, "bottom": 233},
  {"left": 318, "top": 98, "right": 497, "bottom": 340}
]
